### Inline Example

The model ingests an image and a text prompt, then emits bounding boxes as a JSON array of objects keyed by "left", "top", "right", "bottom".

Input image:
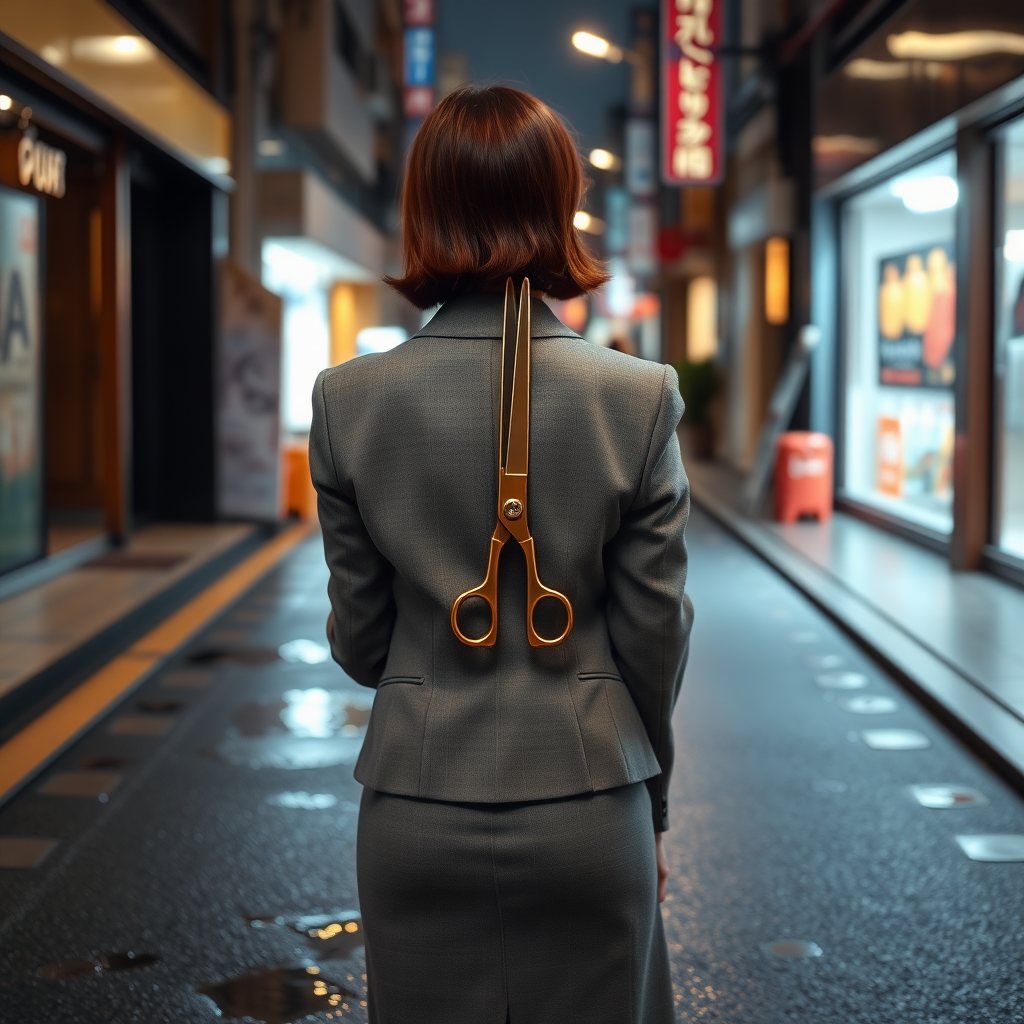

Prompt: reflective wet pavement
[{"left": 1, "top": 513, "right": 1023, "bottom": 1021}]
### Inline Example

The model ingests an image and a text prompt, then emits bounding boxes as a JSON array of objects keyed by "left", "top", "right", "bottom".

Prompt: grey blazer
[{"left": 309, "top": 293, "right": 693, "bottom": 831}]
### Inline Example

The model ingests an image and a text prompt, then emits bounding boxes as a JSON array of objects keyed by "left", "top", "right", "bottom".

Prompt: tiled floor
[
  {"left": 686, "top": 458, "right": 1024, "bottom": 722},
  {"left": 0, "top": 524, "right": 255, "bottom": 700}
]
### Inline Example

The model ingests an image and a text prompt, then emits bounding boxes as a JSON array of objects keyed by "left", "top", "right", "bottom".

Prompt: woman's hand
[{"left": 655, "top": 833, "right": 668, "bottom": 903}]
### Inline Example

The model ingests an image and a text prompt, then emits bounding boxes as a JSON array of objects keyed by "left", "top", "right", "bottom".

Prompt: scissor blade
[
  {"left": 504, "top": 278, "right": 531, "bottom": 477},
  {"left": 500, "top": 278, "right": 516, "bottom": 471}
]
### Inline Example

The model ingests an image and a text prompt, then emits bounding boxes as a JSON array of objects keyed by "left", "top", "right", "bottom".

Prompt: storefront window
[
  {"left": 841, "top": 151, "right": 958, "bottom": 535},
  {"left": 996, "top": 120, "right": 1024, "bottom": 561}
]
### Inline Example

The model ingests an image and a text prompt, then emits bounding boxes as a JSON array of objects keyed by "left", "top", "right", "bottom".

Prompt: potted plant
[{"left": 674, "top": 358, "right": 719, "bottom": 461}]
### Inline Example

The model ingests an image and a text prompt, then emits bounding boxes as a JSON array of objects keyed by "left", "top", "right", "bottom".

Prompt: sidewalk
[
  {"left": 686, "top": 457, "right": 1024, "bottom": 787},
  {"left": 0, "top": 525, "right": 263, "bottom": 740}
]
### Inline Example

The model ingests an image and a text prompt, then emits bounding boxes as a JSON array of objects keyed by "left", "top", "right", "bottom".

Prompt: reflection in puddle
[
  {"left": 214, "top": 689, "right": 373, "bottom": 769},
  {"left": 279, "top": 639, "right": 331, "bottom": 664},
  {"left": 765, "top": 940, "right": 823, "bottom": 959},
  {"left": 249, "top": 911, "right": 365, "bottom": 961},
  {"left": 803, "top": 654, "right": 844, "bottom": 670},
  {"left": 38, "top": 951, "right": 158, "bottom": 978},
  {"left": 268, "top": 792, "right": 338, "bottom": 810},
  {"left": 201, "top": 966, "right": 357, "bottom": 1024},
  {"left": 911, "top": 785, "right": 987, "bottom": 808}
]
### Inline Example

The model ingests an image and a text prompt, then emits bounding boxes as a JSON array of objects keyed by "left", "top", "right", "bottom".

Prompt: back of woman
[{"left": 310, "top": 85, "right": 693, "bottom": 1024}]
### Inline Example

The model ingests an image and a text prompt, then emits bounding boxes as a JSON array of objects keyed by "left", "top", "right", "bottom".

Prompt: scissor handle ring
[
  {"left": 451, "top": 585, "right": 498, "bottom": 647},
  {"left": 527, "top": 587, "right": 574, "bottom": 647}
]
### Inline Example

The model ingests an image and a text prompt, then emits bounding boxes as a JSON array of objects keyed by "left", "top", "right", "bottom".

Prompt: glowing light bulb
[
  {"left": 572, "top": 31, "right": 623, "bottom": 63},
  {"left": 588, "top": 148, "right": 621, "bottom": 171},
  {"left": 890, "top": 175, "right": 958, "bottom": 213}
]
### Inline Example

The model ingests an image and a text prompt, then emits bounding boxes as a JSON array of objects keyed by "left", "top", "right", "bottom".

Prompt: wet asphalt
[{"left": 1, "top": 509, "right": 1023, "bottom": 1022}]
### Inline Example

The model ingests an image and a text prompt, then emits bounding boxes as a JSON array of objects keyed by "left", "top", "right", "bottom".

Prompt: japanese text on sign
[{"left": 662, "top": 0, "right": 722, "bottom": 185}]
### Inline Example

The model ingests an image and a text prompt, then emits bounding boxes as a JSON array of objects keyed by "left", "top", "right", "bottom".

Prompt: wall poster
[
  {"left": 217, "top": 259, "right": 283, "bottom": 521},
  {"left": 0, "top": 185, "right": 43, "bottom": 574},
  {"left": 877, "top": 243, "right": 956, "bottom": 387}
]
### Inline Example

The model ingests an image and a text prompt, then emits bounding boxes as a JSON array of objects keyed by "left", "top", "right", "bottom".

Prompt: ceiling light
[
  {"left": 40, "top": 43, "right": 66, "bottom": 66},
  {"left": 588, "top": 148, "right": 621, "bottom": 171},
  {"left": 0, "top": 95, "right": 11, "bottom": 111},
  {"left": 572, "top": 31, "right": 623, "bottom": 64},
  {"left": 844, "top": 58, "right": 911, "bottom": 80},
  {"left": 888, "top": 30, "right": 1024, "bottom": 61},
  {"left": 1005, "top": 230, "right": 1024, "bottom": 263},
  {"left": 890, "top": 174, "right": 958, "bottom": 213},
  {"left": 573, "top": 211, "right": 606, "bottom": 234},
  {"left": 202, "top": 156, "right": 231, "bottom": 176},
  {"left": 71, "top": 35, "right": 156, "bottom": 64}
]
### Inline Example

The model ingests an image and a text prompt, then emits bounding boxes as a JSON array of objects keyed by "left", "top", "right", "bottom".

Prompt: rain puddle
[
  {"left": 201, "top": 965, "right": 358, "bottom": 1023},
  {"left": 765, "top": 940, "right": 823, "bottom": 959},
  {"left": 248, "top": 911, "right": 365, "bottom": 960},
  {"left": 188, "top": 639, "right": 331, "bottom": 667},
  {"left": 267, "top": 792, "right": 339, "bottom": 810},
  {"left": 214, "top": 689, "right": 373, "bottom": 770},
  {"left": 38, "top": 951, "right": 158, "bottom": 978}
]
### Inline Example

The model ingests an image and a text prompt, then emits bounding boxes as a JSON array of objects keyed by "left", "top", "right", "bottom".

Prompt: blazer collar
[{"left": 413, "top": 292, "right": 581, "bottom": 341}]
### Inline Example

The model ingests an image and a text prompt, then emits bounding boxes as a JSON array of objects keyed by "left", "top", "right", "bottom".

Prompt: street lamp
[{"left": 572, "top": 31, "right": 624, "bottom": 63}]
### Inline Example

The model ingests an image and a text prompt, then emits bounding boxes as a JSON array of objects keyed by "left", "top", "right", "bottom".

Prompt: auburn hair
[{"left": 385, "top": 85, "right": 608, "bottom": 309}]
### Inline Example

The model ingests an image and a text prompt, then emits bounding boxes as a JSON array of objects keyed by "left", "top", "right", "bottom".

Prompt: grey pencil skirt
[{"left": 356, "top": 781, "right": 674, "bottom": 1023}]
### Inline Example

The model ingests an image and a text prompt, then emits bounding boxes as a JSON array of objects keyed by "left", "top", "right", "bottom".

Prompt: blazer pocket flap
[
  {"left": 577, "top": 670, "right": 624, "bottom": 682},
  {"left": 378, "top": 675, "right": 425, "bottom": 686}
]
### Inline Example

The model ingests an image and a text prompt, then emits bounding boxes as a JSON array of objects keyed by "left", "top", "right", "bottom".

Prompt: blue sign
[{"left": 404, "top": 27, "right": 434, "bottom": 86}]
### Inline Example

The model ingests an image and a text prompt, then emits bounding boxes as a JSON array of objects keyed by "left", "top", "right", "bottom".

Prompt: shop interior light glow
[
  {"left": 0, "top": 95, "right": 11, "bottom": 111},
  {"left": 572, "top": 31, "right": 623, "bottom": 63},
  {"left": 890, "top": 175, "right": 958, "bottom": 213},
  {"left": 588, "top": 148, "right": 621, "bottom": 171},
  {"left": 686, "top": 276, "right": 718, "bottom": 361},
  {"left": 70, "top": 35, "right": 156, "bottom": 64},
  {"left": 888, "top": 30, "right": 1024, "bottom": 61},
  {"left": 764, "top": 237, "right": 790, "bottom": 326},
  {"left": 844, "top": 58, "right": 911, "bottom": 80},
  {"left": 1005, "top": 230, "right": 1024, "bottom": 263},
  {"left": 356, "top": 326, "right": 408, "bottom": 355},
  {"left": 573, "top": 210, "right": 605, "bottom": 234}
]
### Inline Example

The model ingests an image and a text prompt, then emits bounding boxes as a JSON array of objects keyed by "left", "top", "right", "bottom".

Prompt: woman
[{"left": 309, "top": 85, "right": 693, "bottom": 1023}]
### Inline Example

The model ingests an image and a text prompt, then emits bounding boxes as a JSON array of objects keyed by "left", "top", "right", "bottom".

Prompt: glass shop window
[
  {"left": 841, "top": 151, "right": 958, "bottom": 535},
  {"left": 995, "top": 119, "right": 1024, "bottom": 561}
]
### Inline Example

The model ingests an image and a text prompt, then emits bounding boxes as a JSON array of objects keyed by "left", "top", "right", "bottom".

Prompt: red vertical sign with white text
[{"left": 661, "top": 0, "right": 723, "bottom": 185}]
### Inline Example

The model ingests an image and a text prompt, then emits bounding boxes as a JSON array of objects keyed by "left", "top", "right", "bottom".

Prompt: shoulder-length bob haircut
[{"left": 385, "top": 85, "right": 608, "bottom": 309}]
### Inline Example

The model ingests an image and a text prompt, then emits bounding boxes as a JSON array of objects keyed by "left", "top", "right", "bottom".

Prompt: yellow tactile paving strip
[{"left": 0, "top": 522, "right": 312, "bottom": 804}]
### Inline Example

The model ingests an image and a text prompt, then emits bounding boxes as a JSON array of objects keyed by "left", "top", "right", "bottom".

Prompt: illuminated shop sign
[
  {"left": 403, "top": 25, "right": 435, "bottom": 119},
  {"left": 0, "top": 133, "right": 66, "bottom": 198},
  {"left": 661, "top": 0, "right": 722, "bottom": 185},
  {"left": 403, "top": 0, "right": 434, "bottom": 26}
]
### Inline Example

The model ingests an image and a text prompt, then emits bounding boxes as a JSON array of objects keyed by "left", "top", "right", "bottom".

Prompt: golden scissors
[{"left": 450, "top": 278, "right": 574, "bottom": 648}]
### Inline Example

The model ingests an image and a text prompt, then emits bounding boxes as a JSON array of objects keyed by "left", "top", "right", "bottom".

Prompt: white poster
[
  {"left": 0, "top": 186, "right": 42, "bottom": 572},
  {"left": 217, "top": 259, "right": 284, "bottom": 520}
]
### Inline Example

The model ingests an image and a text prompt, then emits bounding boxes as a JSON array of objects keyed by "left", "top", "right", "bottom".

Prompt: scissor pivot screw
[{"left": 502, "top": 499, "right": 523, "bottom": 520}]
